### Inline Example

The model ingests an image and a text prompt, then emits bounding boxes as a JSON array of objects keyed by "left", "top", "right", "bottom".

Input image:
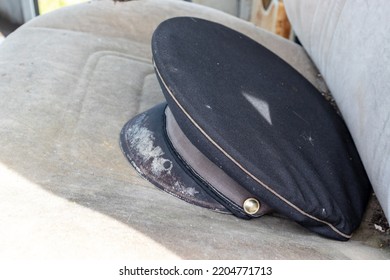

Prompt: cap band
[{"left": 165, "top": 107, "right": 272, "bottom": 217}]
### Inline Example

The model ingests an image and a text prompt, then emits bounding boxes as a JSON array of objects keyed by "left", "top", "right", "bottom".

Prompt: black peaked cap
[{"left": 120, "top": 17, "right": 372, "bottom": 241}]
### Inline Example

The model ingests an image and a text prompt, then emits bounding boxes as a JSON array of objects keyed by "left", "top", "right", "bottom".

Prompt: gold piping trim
[{"left": 153, "top": 62, "right": 351, "bottom": 239}]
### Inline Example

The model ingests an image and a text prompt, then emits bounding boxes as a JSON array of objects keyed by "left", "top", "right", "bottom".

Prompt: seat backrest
[{"left": 285, "top": 0, "right": 390, "bottom": 220}]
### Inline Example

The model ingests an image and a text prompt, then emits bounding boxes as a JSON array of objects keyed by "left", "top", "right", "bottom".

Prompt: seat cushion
[{"left": 0, "top": 0, "right": 388, "bottom": 258}]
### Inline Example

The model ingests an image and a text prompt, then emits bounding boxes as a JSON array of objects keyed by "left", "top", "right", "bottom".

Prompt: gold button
[{"left": 243, "top": 198, "right": 261, "bottom": 215}]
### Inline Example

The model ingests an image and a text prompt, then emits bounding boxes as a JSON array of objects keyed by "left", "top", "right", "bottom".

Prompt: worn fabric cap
[{"left": 120, "top": 17, "right": 372, "bottom": 240}]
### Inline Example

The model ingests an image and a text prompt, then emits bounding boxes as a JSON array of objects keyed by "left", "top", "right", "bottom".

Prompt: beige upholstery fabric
[
  {"left": 285, "top": 0, "right": 390, "bottom": 221},
  {"left": 0, "top": 0, "right": 388, "bottom": 259}
]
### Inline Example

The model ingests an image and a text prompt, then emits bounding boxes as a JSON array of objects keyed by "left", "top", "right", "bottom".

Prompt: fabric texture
[{"left": 285, "top": 0, "right": 390, "bottom": 220}]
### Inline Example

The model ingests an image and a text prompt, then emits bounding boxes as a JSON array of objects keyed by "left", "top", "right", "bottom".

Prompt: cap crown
[{"left": 152, "top": 17, "right": 372, "bottom": 240}]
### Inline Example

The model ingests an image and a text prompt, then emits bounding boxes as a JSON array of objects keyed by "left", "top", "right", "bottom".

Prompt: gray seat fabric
[
  {"left": 0, "top": 0, "right": 388, "bottom": 259},
  {"left": 285, "top": 0, "right": 390, "bottom": 221}
]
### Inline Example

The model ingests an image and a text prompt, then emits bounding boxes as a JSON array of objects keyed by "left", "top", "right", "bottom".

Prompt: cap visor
[{"left": 120, "top": 102, "right": 229, "bottom": 213}]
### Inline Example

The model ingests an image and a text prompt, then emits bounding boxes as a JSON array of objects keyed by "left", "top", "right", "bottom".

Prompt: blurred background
[
  {"left": 38, "top": 0, "right": 88, "bottom": 14},
  {"left": 0, "top": 0, "right": 292, "bottom": 44}
]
